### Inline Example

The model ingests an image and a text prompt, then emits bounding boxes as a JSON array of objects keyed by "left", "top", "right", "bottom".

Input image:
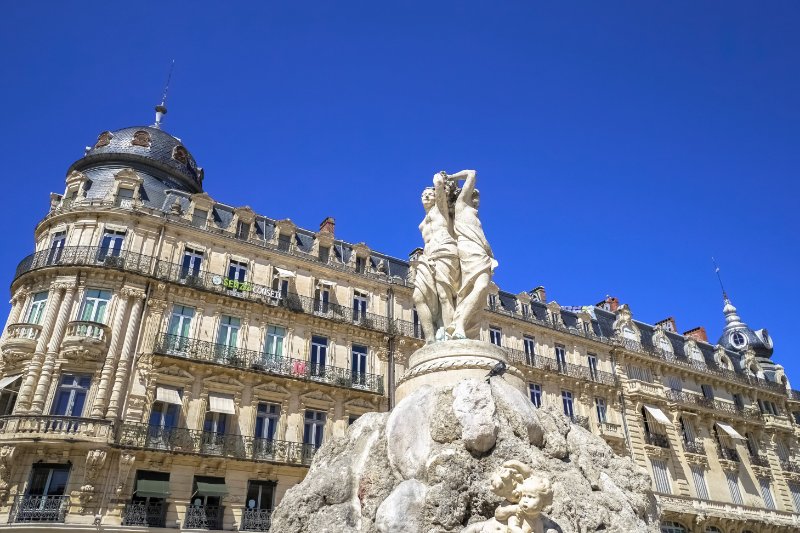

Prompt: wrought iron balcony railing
[
  {"left": 8, "top": 494, "right": 69, "bottom": 523},
  {"left": 719, "top": 446, "right": 740, "bottom": 462},
  {"left": 682, "top": 439, "right": 705, "bottom": 455},
  {"left": 241, "top": 508, "right": 273, "bottom": 531},
  {"left": 14, "top": 245, "right": 153, "bottom": 280},
  {"left": 156, "top": 333, "right": 384, "bottom": 395},
  {"left": 644, "top": 432, "right": 670, "bottom": 449},
  {"left": 789, "top": 389, "right": 800, "bottom": 401},
  {"left": 121, "top": 501, "right": 167, "bottom": 527},
  {"left": 185, "top": 504, "right": 225, "bottom": 530},
  {"left": 750, "top": 454, "right": 770, "bottom": 468},
  {"left": 116, "top": 423, "right": 317, "bottom": 466},
  {"left": 503, "top": 348, "right": 618, "bottom": 387},
  {"left": 664, "top": 390, "right": 762, "bottom": 421},
  {"left": 780, "top": 460, "right": 800, "bottom": 473},
  {"left": 390, "top": 319, "right": 424, "bottom": 340},
  {"left": 0, "top": 415, "right": 114, "bottom": 442}
]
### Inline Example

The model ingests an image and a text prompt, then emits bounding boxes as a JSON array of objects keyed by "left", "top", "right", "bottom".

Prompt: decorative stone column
[
  {"left": 29, "top": 286, "right": 77, "bottom": 413},
  {"left": 15, "top": 284, "right": 66, "bottom": 413},
  {"left": 106, "top": 291, "right": 145, "bottom": 420},
  {"left": 90, "top": 290, "right": 132, "bottom": 418},
  {"left": 1, "top": 289, "right": 29, "bottom": 339}
]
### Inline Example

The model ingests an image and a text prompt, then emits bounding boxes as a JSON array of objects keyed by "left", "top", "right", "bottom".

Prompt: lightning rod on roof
[
  {"left": 153, "top": 59, "right": 175, "bottom": 129},
  {"left": 712, "top": 257, "right": 728, "bottom": 300}
]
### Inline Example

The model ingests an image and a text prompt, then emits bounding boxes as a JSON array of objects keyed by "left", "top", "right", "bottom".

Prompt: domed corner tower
[{"left": 717, "top": 295, "right": 780, "bottom": 383}]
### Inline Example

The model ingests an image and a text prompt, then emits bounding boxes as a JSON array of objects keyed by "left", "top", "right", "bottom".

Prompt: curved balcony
[
  {"left": 116, "top": 423, "right": 316, "bottom": 466},
  {"left": 155, "top": 333, "right": 384, "bottom": 395},
  {"left": 0, "top": 415, "right": 113, "bottom": 443},
  {"left": 61, "top": 320, "right": 110, "bottom": 359},
  {"left": 1, "top": 323, "right": 42, "bottom": 354}
]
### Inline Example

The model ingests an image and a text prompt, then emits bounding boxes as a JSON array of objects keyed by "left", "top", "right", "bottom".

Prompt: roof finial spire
[
  {"left": 153, "top": 60, "right": 175, "bottom": 129},
  {"left": 712, "top": 257, "right": 728, "bottom": 301}
]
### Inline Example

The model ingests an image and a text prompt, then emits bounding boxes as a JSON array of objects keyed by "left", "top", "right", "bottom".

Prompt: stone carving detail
[
  {"left": 413, "top": 170, "right": 496, "bottom": 343},
  {"left": 0, "top": 446, "right": 16, "bottom": 503},
  {"left": 116, "top": 453, "right": 136, "bottom": 496},
  {"left": 95, "top": 131, "right": 113, "bottom": 148},
  {"left": 131, "top": 130, "right": 151, "bottom": 147},
  {"left": 76, "top": 449, "right": 107, "bottom": 510}
]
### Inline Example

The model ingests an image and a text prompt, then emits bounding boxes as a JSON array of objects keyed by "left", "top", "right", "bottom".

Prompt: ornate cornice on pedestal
[
  {"left": 116, "top": 453, "right": 136, "bottom": 496},
  {"left": 718, "top": 458, "right": 739, "bottom": 472},
  {"left": 643, "top": 444, "right": 670, "bottom": 459},
  {"left": 684, "top": 453, "right": 708, "bottom": 467}
]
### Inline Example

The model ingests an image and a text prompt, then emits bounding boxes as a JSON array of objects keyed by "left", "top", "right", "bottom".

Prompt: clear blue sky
[{"left": 1, "top": 3, "right": 798, "bottom": 385}]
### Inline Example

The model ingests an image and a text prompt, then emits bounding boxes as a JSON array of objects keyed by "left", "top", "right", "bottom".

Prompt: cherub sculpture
[{"left": 463, "top": 461, "right": 554, "bottom": 533}]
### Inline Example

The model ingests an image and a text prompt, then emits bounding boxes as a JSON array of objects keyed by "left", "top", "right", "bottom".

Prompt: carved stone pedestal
[{"left": 395, "top": 339, "right": 526, "bottom": 402}]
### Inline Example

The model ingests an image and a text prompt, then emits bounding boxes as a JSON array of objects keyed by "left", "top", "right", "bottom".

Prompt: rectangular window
[
  {"left": 245, "top": 480, "right": 275, "bottom": 511},
  {"left": 759, "top": 477, "right": 776, "bottom": 509},
  {"left": 355, "top": 256, "right": 366, "bottom": 274},
  {"left": 27, "top": 464, "right": 70, "bottom": 497},
  {"left": 351, "top": 345, "right": 368, "bottom": 385},
  {"left": 51, "top": 374, "right": 91, "bottom": 417},
  {"left": 99, "top": 229, "right": 125, "bottom": 260},
  {"left": 264, "top": 325, "right": 285, "bottom": 358},
  {"left": 651, "top": 459, "right": 671, "bottom": 494},
  {"left": 587, "top": 354, "right": 598, "bottom": 380},
  {"left": 235, "top": 221, "right": 251, "bottom": 240},
  {"left": 732, "top": 393, "right": 744, "bottom": 410},
  {"left": 690, "top": 465, "right": 709, "bottom": 500},
  {"left": 353, "top": 293, "right": 368, "bottom": 322},
  {"left": 216, "top": 316, "right": 240, "bottom": 348},
  {"left": 776, "top": 440, "right": 790, "bottom": 462},
  {"left": 149, "top": 400, "right": 180, "bottom": 429},
  {"left": 116, "top": 187, "right": 135, "bottom": 208},
  {"left": 318, "top": 246, "right": 330, "bottom": 264},
  {"left": 626, "top": 364, "right": 652, "bottom": 382},
  {"left": 489, "top": 327, "right": 502, "bottom": 347},
  {"left": 227, "top": 260, "right": 248, "bottom": 287},
  {"left": 303, "top": 409, "right": 326, "bottom": 448},
  {"left": 726, "top": 471, "right": 743, "bottom": 505},
  {"left": 523, "top": 336, "right": 536, "bottom": 364},
  {"left": 528, "top": 384, "right": 541, "bottom": 408},
  {"left": 555, "top": 344, "right": 567, "bottom": 369},
  {"left": 254, "top": 403, "right": 280, "bottom": 441},
  {"left": 25, "top": 292, "right": 49, "bottom": 325},
  {"left": 314, "top": 287, "right": 330, "bottom": 314},
  {"left": 167, "top": 305, "right": 194, "bottom": 340},
  {"left": 48, "top": 231, "right": 66, "bottom": 263},
  {"left": 310, "top": 336, "right": 328, "bottom": 377},
  {"left": 667, "top": 375, "right": 683, "bottom": 391},
  {"left": 79, "top": 289, "right": 112, "bottom": 323},
  {"left": 561, "top": 390, "right": 574, "bottom": 418},
  {"left": 488, "top": 294, "right": 498, "bottom": 310},
  {"left": 701, "top": 384, "right": 714, "bottom": 400},
  {"left": 0, "top": 377, "right": 21, "bottom": 415},
  {"left": 520, "top": 303, "right": 530, "bottom": 318},
  {"left": 277, "top": 233, "right": 292, "bottom": 251},
  {"left": 181, "top": 248, "right": 204, "bottom": 280},
  {"left": 679, "top": 417, "right": 696, "bottom": 443},
  {"left": 271, "top": 277, "right": 289, "bottom": 298},
  {"left": 191, "top": 208, "right": 208, "bottom": 228},
  {"left": 745, "top": 433, "right": 759, "bottom": 457},
  {"left": 203, "top": 410, "right": 228, "bottom": 435},
  {"left": 595, "top": 397, "right": 607, "bottom": 424},
  {"left": 789, "top": 483, "right": 800, "bottom": 513}
]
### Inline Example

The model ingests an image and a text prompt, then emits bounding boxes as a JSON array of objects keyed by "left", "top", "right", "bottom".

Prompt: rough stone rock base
[{"left": 271, "top": 377, "right": 660, "bottom": 533}]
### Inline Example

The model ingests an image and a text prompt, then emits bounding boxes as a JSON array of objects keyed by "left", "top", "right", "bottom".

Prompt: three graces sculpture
[{"left": 413, "top": 170, "right": 497, "bottom": 343}]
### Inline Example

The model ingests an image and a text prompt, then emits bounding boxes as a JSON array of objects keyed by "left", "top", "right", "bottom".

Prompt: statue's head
[
  {"left": 513, "top": 476, "right": 553, "bottom": 518},
  {"left": 421, "top": 187, "right": 436, "bottom": 210},
  {"left": 472, "top": 188, "right": 480, "bottom": 208},
  {"left": 490, "top": 461, "right": 528, "bottom": 500}
]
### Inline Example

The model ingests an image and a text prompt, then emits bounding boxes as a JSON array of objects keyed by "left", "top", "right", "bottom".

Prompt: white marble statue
[{"left": 412, "top": 172, "right": 461, "bottom": 343}]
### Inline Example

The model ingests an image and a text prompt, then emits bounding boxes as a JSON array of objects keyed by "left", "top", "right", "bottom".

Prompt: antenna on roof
[
  {"left": 153, "top": 60, "right": 175, "bottom": 129},
  {"left": 712, "top": 257, "right": 728, "bottom": 300}
]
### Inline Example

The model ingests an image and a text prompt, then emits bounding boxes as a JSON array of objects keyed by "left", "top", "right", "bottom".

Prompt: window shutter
[
  {"left": 759, "top": 478, "right": 776, "bottom": 510},
  {"left": 726, "top": 472, "right": 743, "bottom": 505},
  {"left": 690, "top": 465, "right": 709, "bottom": 500},
  {"left": 650, "top": 459, "right": 671, "bottom": 494}
]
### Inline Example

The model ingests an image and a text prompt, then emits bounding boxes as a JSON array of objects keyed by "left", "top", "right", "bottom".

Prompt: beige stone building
[{"left": 0, "top": 116, "right": 798, "bottom": 533}]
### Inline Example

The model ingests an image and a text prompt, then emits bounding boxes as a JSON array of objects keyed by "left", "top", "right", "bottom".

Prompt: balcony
[
  {"left": 664, "top": 390, "right": 762, "bottom": 421},
  {"left": 682, "top": 439, "right": 705, "bottom": 455},
  {"left": 184, "top": 505, "right": 225, "bottom": 530},
  {"left": 121, "top": 501, "right": 167, "bottom": 527},
  {"left": 657, "top": 493, "right": 800, "bottom": 530},
  {"left": 625, "top": 380, "right": 663, "bottom": 397},
  {"left": 241, "top": 508, "right": 273, "bottom": 531},
  {"left": 1, "top": 323, "right": 41, "bottom": 354},
  {"left": 390, "top": 319, "right": 424, "bottom": 340},
  {"left": 599, "top": 422, "right": 624, "bottom": 440},
  {"left": 789, "top": 389, "right": 800, "bottom": 402},
  {"left": 780, "top": 460, "right": 800, "bottom": 474},
  {"left": 0, "top": 415, "right": 113, "bottom": 443},
  {"left": 503, "top": 348, "right": 618, "bottom": 387},
  {"left": 116, "top": 423, "right": 317, "bottom": 466},
  {"left": 155, "top": 333, "right": 384, "bottom": 395},
  {"left": 61, "top": 320, "right": 110, "bottom": 359},
  {"left": 719, "top": 446, "right": 740, "bottom": 462},
  {"left": 750, "top": 454, "right": 771, "bottom": 468},
  {"left": 8, "top": 495, "right": 69, "bottom": 523},
  {"left": 644, "top": 432, "right": 670, "bottom": 448}
]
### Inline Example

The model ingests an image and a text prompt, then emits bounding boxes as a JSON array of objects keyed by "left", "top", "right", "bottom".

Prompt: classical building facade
[{"left": 0, "top": 117, "right": 798, "bottom": 533}]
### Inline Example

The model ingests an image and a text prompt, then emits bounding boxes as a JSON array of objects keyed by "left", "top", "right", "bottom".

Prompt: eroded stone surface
[
  {"left": 452, "top": 379, "right": 498, "bottom": 454},
  {"left": 270, "top": 378, "right": 660, "bottom": 533}
]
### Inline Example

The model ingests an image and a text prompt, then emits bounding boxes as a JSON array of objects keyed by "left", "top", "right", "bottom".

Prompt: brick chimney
[
  {"left": 596, "top": 296, "right": 619, "bottom": 312},
  {"left": 530, "top": 286, "right": 546, "bottom": 303},
  {"left": 684, "top": 327, "right": 709, "bottom": 343},
  {"left": 655, "top": 317, "right": 677, "bottom": 333},
  {"left": 319, "top": 217, "right": 335, "bottom": 235}
]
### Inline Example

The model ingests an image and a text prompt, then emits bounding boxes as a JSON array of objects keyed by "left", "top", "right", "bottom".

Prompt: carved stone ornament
[
  {"left": 131, "top": 130, "right": 151, "bottom": 148},
  {"left": 463, "top": 461, "right": 554, "bottom": 533},
  {"left": 116, "top": 453, "right": 136, "bottom": 496},
  {"left": 95, "top": 131, "right": 113, "bottom": 148},
  {"left": 82, "top": 449, "right": 108, "bottom": 491},
  {"left": 0, "top": 446, "right": 16, "bottom": 503},
  {"left": 172, "top": 145, "right": 188, "bottom": 164}
]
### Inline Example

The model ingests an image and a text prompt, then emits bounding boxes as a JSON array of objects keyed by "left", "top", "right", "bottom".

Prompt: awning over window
[
  {"left": 274, "top": 267, "right": 296, "bottom": 279},
  {"left": 716, "top": 422, "right": 746, "bottom": 441},
  {"left": 136, "top": 478, "right": 170, "bottom": 498},
  {"left": 317, "top": 278, "right": 336, "bottom": 287},
  {"left": 644, "top": 405, "right": 672, "bottom": 425},
  {"left": 195, "top": 480, "right": 228, "bottom": 497},
  {"left": 208, "top": 393, "right": 236, "bottom": 415},
  {"left": 155, "top": 385, "right": 182, "bottom": 405},
  {"left": 0, "top": 374, "right": 22, "bottom": 390}
]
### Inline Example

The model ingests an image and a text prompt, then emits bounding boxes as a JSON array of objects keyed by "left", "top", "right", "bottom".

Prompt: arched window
[
  {"left": 718, "top": 355, "right": 731, "bottom": 369},
  {"left": 131, "top": 130, "right": 151, "bottom": 148},
  {"left": 660, "top": 522, "right": 687, "bottom": 533},
  {"left": 658, "top": 335, "right": 673, "bottom": 353},
  {"left": 688, "top": 344, "right": 704, "bottom": 363}
]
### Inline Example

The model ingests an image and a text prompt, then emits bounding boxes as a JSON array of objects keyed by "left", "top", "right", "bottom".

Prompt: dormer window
[
  {"left": 355, "top": 257, "right": 366, "bottom": 274},
  {"left": 488, "top": 294, "right": 498, "bottom": 310},
  {"left": 172, "top": 145, "right": 188, "bottom": 164},
  {"left": 520, "top": 303, "right": 530, "bottom": 318},
  {"left": 95, "top": 131, "right": 113, "bottom": 148},
  {"left": 318, "top": 246, "right": 330, "bottom": 264},
  {"left": 730, "top": 331, "right": 747, "bottom": 348},
  {"left": 235, "top": 221, "right": 250, "bottom": 240},
  {"left": 131, "top": 130, "right": 151, "bottom": 148},
  {"left": 115, "top": 187, "right": 135, "bottom": 208}
]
